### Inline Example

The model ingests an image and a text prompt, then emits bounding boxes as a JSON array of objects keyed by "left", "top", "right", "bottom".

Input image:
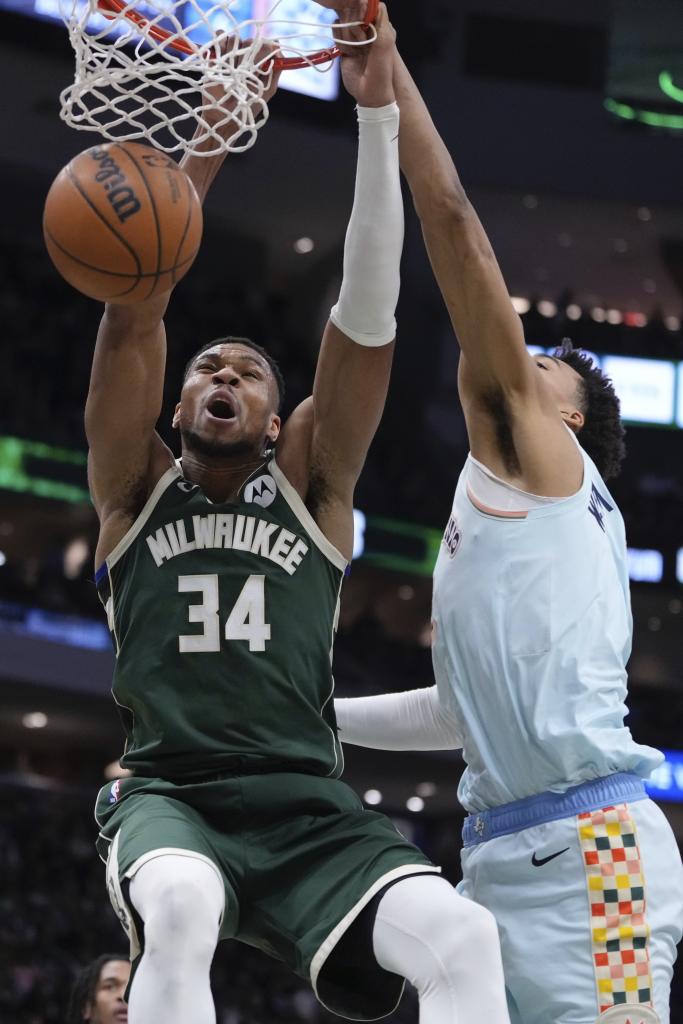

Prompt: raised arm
[
  {"left": 392, "top": 51, "right": 582, "bottom": 495},
  {"left": 87, "top": 55, "right": 281, "bottom": 567},
  {"left": 279, "top": 4, "right": 402, "bottom": 559}
]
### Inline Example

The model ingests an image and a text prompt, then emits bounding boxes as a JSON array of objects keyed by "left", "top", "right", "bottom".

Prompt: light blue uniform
[{"left": 432, "top": 446, "right": 683, "bottom": 1024}]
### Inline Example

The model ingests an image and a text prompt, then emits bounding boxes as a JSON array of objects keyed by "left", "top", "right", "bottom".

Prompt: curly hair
[
  {"left": 67, "top": 954, "right": 128, "bottom": 1024},
  {"left": 553, "top": 340, "right": 626, "bottom": 480},
  {"left": 183, "top": 336, "right": 285, "bottom": 412}
]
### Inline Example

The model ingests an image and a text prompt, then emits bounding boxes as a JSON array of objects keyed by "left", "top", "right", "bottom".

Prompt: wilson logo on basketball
[{"left": 90, "top": 147, "right": 141, "bottom": 224}]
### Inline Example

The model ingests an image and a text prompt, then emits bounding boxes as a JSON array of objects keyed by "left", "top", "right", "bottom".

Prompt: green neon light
[
  {"left": 604, "top": 97, "right": 683, "bottom": 131},
  {"left": 363, "top": 516, "right": 443, "bottom": 576},
  {"left": 659, "top": 71, "right": 683, "bottom": 105},
  {"left": 0, "top": 436, "right": 90, "bottom": 504}
]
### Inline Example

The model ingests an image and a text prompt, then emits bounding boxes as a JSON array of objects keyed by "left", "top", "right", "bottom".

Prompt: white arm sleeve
[
  {"left": 330, "top": 102, "right": 403, "bottom": 347},
  {"left": 335, "top": 686, "right": 463, "bottom": 751}
]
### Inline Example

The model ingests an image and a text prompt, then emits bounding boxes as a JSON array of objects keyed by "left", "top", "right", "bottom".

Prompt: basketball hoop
[{"left": 59, "top": 0, "right": 379, "bottom": 157}]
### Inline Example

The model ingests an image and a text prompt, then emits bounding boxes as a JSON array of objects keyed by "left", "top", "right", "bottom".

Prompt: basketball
[{"left": 43, "top": 142, "right": 203, "bottom": 304}]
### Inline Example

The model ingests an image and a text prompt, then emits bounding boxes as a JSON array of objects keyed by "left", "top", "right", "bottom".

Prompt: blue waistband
[{"left": 462, "top": 773, "right": 647, "bottom": 847}]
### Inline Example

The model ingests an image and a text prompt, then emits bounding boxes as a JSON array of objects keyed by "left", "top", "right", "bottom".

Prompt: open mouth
[{"left": 207, "top": 396, "right": 236, "bottom": 420}]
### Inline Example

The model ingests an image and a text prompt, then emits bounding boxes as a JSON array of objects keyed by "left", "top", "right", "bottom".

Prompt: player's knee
[
  {"left": 132, "top": 858, "right": 223, "bottom": 962},
  {"left": 426, "top": 894, "right": 502, "bottom": 978},
  {"left": 144, "top": 887, "right": 220, "bottom": 964}
]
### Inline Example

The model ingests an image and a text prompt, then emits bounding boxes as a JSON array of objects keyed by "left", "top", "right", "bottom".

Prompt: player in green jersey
[{"left": 86, "top": 4, "right": 510, "bottom": 1023}]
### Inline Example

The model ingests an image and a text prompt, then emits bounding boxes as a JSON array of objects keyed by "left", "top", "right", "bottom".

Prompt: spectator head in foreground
[{"left": 67, "top": 954, "right": 130, "bottom": 1024}]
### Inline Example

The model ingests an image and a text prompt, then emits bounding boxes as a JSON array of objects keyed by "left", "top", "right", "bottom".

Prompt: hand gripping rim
[{"left": 95, "top": 0, "right": 380, "bottom": 71}]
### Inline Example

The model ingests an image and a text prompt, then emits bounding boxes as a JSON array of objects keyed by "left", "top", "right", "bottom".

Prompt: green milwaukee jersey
[{"left": 95, "top": 458, "right": 347, "bottom": 780}]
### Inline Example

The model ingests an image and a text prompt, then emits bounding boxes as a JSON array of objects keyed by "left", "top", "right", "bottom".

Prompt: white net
[{"left": 59, "top": 0, "right": 377, "bottom": 156}]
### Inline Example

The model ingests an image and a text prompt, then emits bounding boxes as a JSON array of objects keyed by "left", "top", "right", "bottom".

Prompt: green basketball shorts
[{"left": 95, "top": 772, "right": 439, "bottom": 1020}]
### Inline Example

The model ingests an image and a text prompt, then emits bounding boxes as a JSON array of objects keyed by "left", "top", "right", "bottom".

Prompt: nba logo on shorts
[
  {"left": 443, "top": 516, "right": 462, "bottom": 558},
  {"left": 244, "top": 474, "right": 277, "bottom": 508},
  {"left": 108, "top": 780, "right": 122, "bottom": 804}
]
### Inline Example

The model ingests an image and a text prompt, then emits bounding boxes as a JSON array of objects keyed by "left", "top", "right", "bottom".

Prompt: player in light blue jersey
[{"left": 335, "top": 42, "right": 683, "bottom": 1024}]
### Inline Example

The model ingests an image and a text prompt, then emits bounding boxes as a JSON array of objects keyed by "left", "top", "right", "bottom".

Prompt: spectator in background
[{"left": 67, "top": 955, "right": 129, "bottom": 1024}]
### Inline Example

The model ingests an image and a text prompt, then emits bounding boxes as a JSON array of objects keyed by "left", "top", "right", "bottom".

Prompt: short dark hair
[
  {"left": 67, "top": 954, "right": 128, "bottom": 1024},
  {"left": 183, "top": 336, "right": 285, "bottom": 412},
  {"left": 553, "top": 340, "right": 626, "bottom": 480}
]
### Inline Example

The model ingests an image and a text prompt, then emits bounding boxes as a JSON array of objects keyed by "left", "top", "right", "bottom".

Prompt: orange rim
[{"left": 95, "top": 0, "right": 381, "bottom": 70}]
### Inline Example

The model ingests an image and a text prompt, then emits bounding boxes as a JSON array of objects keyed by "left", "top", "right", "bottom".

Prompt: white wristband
[
  {"left": 330, "top": 102, "right": 403, "bottom": 347},
  {"left": 335, "top": 686, "right": 463, "bottom": 751}
]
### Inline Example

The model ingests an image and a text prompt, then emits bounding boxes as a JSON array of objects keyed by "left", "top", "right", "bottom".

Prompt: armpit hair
[
  {"left": 483, "top": 388, "right": 522, "bottom": 476},
  {"left": 306, "top": 459, "right": 332, "bottom": 520},
  {"left": 120, "top": 471, "right": 151, "bottom": 520}
]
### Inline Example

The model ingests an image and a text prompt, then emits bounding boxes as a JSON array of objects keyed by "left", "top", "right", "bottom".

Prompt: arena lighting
[
  {"left": 606, "top": 309, "right": 623, "bottom": 325},
  {"left": 406, "top": 796, "right": 425, "bottom": 812},
  {"left": 104, "top": 760, "right": 132, "bottom": 780},
  {"left": 641, "top": 106, "right": 683, "bottom": 130},
  {"left": 415, "top": 782, "right": 437, "bottom": 798},
  {"left": 676, "top": 549, "right": 683, "bottom": 585},
  {"left": 604, "top": 97, "right": 683, "bottom": 131},
  {"left": 352, "top": 509, "right": 366, "bottom": 560},
  {"left": 537, "top": 300, "right": 557, "bottom": 318},
  {"left": 566, "top": 304, "right": 582, "bottom": 321},
  {"left": 645, "top": 751, "right": 683, "bottom": 804},
  {"left": 624, "top": 312, "right": 647, "bottom": 328},
  {"left": 658, "top": 71, "right": 683, "bottom": 104},
  {"left": 0, "top": 601, "right": 112, "bottom": 651},
  {"left": 626, "top": 548, "right": 663, "bottom": 584},
  {"left": 602, "top": 355, "right": 676, "bottom": 425},
  {"left": 590, "top": 307, "right": 606, "bottom": 323},
  {"left": 63, "top": 537, "right": 89, "bottom": 580},
  {"left": 293, "top": 237, "right": 315, "bottom": 254},
  {"left": 676, "top": 365, "right": 683, "bottom": 428},
  {"left": 363, "top": 789, "right": 382, "bottom": 806},
  {"left": 665, "top": 316, "right": 681, "bottom": 331},
  {"left": 0, "top": 551, "right": 6, "bottom": 567},
  {"left": 0, "top": 435, "right": 89, "bottom": 503},
  {"left": 22, "top": 711, "right": 48, "bottom": 729},
  {"left": 511, "top": 296, "right": 531, "bottom": 314}
]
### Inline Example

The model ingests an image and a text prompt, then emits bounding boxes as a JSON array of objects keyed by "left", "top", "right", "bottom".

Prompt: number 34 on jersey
[{"left": 179, "top": 573, "right": 270, "bottom": 654}]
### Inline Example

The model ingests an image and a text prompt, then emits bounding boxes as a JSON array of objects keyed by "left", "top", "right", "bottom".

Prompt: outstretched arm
[
  {"left": 87, "top": 53, "right": 281, "bottom": 567},
  {"left": 279, "top": 3, "right": 402, "bottom": 559},
  {"left": 392, "top": 51, "right": 582, "bottom": 494},
  {"left": 335, "top": 687, "right": 463, "bottom": 751}
]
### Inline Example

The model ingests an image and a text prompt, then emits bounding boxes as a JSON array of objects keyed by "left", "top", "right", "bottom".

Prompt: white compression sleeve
[
  {"left": 373, "top": 875, "right": 511, "bottom": 1024},
  {"left": 128, "top": 854, "right": 225, "bottom": 1024},
  {"left": 330, "top": 102, "right": 403, "bottom": 346},
  {"left": 335, "top": 686, "right": 463, "bottom": 751}
]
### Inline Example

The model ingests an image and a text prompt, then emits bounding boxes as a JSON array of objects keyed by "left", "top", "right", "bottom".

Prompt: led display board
[
  {"left": 0, "top": 0, "right": 340, "bottom": 100},
  {"left": 601, "top": 356, "right": 676, "bottom": 425}
]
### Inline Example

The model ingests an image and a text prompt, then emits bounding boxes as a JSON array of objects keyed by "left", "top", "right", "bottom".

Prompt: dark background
[{"left": 1, "top": 0, "right": 682, "bottom": 1021}]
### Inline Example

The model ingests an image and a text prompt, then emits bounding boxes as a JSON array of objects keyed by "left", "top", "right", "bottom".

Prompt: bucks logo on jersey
[{"left": 96, "top": 459, "right": 347, "bottom": 781}]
